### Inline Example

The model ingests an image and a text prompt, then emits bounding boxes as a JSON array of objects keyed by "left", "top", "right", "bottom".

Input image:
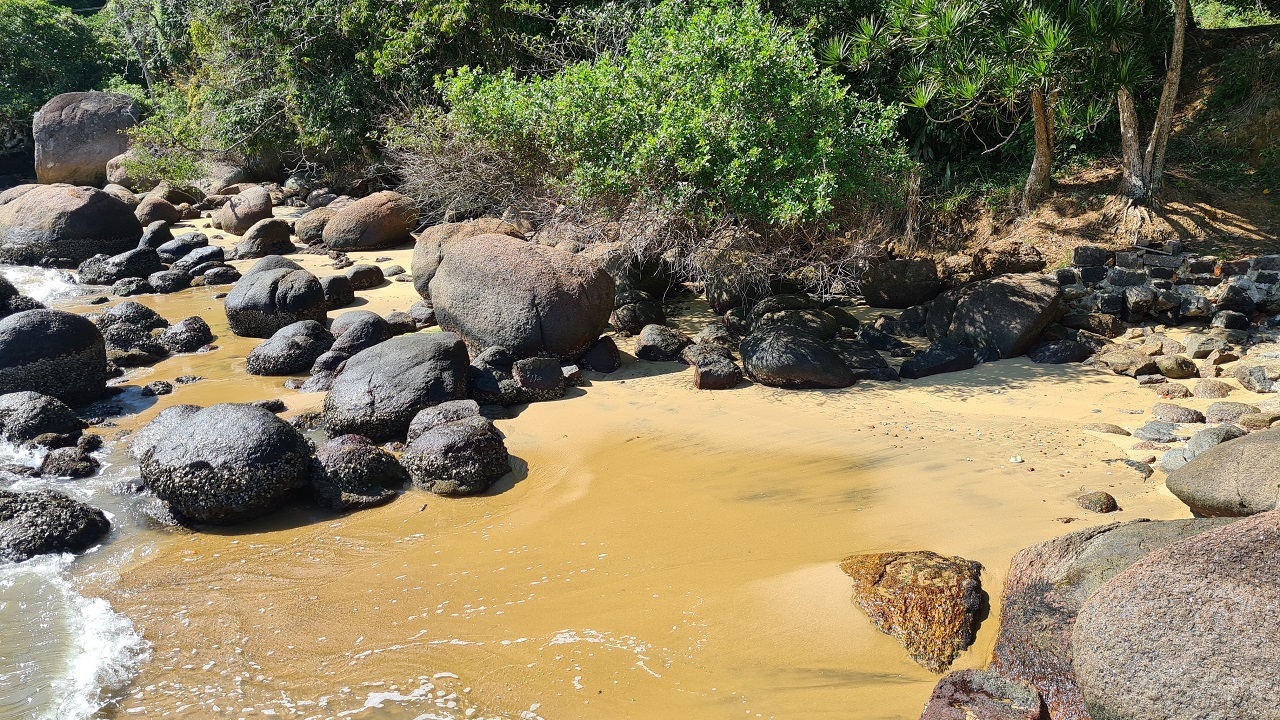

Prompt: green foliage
[
  {"left": 0, "top": 0, "right": 108, "bottom": 144},
  {"left": 1191, "top": 0, "right": 1280, "bottom": 28},
  {"left": 120, "top": 83, "right": 209, "bottom": 186},
  {"left": 439, "top": 0, "right": 909, "bottom": 227}
]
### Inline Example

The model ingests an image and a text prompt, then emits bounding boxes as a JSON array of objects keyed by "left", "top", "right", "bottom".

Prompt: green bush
[
  {"left": 0, "top": 0, "right": 107, "bottom": 147},
  {"left": 439, "top": 0, "right": 909, "bottom": 228}
]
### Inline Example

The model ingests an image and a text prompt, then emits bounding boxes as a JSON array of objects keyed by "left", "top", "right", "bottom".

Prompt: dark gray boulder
[
  {"left": 231, "top": 218, "right": 294, "bottom": 259},
  {"left": 245, "top": 320, "right": 335, "bottom": 376},
  {"left": 0, "top": 489, "right": 110, "bottom": 561},
  {"left": 634, "top": 324, "right": 690, "bottom": 361},
  {"left": 224, "top": 256, "right": 327, "bottom": 338},
  {"left": 511, "top": 357, "right": 565, "bottom": 402},
  {"left": 98, "top": 300, "right": 167, "bottom": 331},
  {"left": 859, "top": 258, "right": 942, "bottom": 308},
  {"left": 322, "top": 332, "right": 470, "bottom": 441},
  {"left": 829, "top": 338, "right": 900, "bottom": 382},
  {"left": 1166, "top": 429, "right": 1280, "bottom": 516},
  {"left": 429, "top": 234, "right": 614, "bottom": 359},
  {"left": 400, "top": 416, "right": 512, "bottom": 496},
  {"left": 406, "top": 399, "right": 482, "bottom": 444},
  {"left": 211, "top": 186, "right": 272, "bottom": 235},
  {"left": 579, "top": 337, "right": 621, "bottom": 373},
  {"left": 754, "top": 308, "right": 842, "bottom": 341},
  {"left": 155, "top": 232, "right": 209, "bottom": 264},
  {"left": 0, "top": 184, "right": 142, "bottom": 264},
  {"left": 611, "top": 299, "right": 665, "bottom": 334},
  {"left": 989, "top": 518, "right": 1235, "bottom": 720},
  {"left": 927, "top": 274, "right": 1063, "bottom": 358},
  {"left": 329, "top": 311, "right": 393, "bottom": 355},
  {"left": 137, "top": 220, "right": 173, "bottom": 250},
  {"left": 0, "top": 391, "right": 84, "bottom": 445},
  {"left": 158, "top": 316, "right": 214, "bottom": 354},
  {"left": 148, "top": 270, "right": 191, "bottom": 294},
  {"left": 32, "top": 92, "right": 138, "bottom": 186},
  {"left": 309, "top": 435, "right": 407, "bottom": 512},
  {"left": 77, "top": 247, "right": 164, "bottom": 286},
  {"left": 0, "top": 309, "right": 107, "bottom": 405},
  {"left": 1072, "top": 511, "right": 1280, "bottom": 720},
  {"left": 321, "top": 191, "right": 417, "bottom": 250},
  {"left": 345, "top": 264, "right": 384, "bottom": 290},
  {"left": 900, "top": 341, "right": 977, "bottom": 380},
  {"left": 319, "top": 275, "right": 355, "bottom": 310},
  {"left": 740, "top": 325, "right": 854, "bottom": 389},
  {"left": 131, "top": 403, "right": 312, "bottom": 524}
]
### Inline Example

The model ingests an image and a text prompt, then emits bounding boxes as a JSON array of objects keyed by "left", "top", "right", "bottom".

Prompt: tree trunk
[
  {"left": 1142, "top": 0, "right": 1188, "bottom": 198},
  {"left": 1022, "top": 88, "right": 1052, "bottom": 212},
  {"left": 1117, "top": 86, "right": 1145, "bottom": 200}
]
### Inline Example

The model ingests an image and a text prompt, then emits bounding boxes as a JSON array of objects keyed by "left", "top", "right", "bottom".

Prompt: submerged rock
[
  {"left": 132, "top": 403, "right": 312, "bottom": 524},
  {"left": 840, "top": 550, "right": 983, "bottom": 674},
  {"left": 0, "top": 489, "right": 110, "bottom": 561}
]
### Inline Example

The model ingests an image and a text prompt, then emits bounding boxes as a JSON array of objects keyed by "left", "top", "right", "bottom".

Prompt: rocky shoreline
[{"left": 1, "top": 91, "right": 1277, "bottom": 719}]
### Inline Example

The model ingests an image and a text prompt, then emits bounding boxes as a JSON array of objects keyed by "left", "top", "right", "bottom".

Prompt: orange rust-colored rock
[{"left": 840, "top": 550, "right": 984, "bottom": 674}]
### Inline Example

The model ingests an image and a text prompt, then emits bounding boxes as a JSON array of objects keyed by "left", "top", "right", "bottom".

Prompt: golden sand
[{"left": 64, "top": 211, "right": 1234, "bottom": 719}]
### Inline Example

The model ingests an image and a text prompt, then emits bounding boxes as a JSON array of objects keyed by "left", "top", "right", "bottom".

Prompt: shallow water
[{"left": 1, "top": 216, "right": 1203, "bottom": 719}]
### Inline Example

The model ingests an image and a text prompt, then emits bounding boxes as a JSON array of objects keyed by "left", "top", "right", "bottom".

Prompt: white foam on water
[
  {"left": 0, "top": 553, "right": 150, "bottom": 720},
  {"left": 0, "top": 265, "right": 85, "bottom": 304},
  {"left": 0, "top": 439, "right": 47, "bottom": 470}
]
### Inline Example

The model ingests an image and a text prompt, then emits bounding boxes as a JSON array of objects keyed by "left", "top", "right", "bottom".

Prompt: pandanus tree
[{"left": 823, "top": 0, "right": 1102, "bottom": 213}]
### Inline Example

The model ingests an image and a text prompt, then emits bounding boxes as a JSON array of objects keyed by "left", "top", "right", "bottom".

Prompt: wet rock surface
[
  {"left": 840, "top": 550, "right": 983, "bottom": 674},
  {"left": 0, "top": 489, "right": 111, "bottom": 561}
]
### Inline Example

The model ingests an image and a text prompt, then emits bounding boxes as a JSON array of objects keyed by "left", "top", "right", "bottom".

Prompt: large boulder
[
  {"left": 1072, "top": 511, "right": 1280, "bottom": 720},
  {"left": 211, "top": 185, "right": 272, "bottom": 235},
  {"left": 927, "top": 274, "right": 1063, "bottom": 358},
  {"left": 429, "top": 234, "right": 614, "bottom": 360},
  {"left": 0, "top": 309, "right": 107, "bottom": 405},
  {"left": 988, "top": 518, "right": 1235, "bottom": 720},
  {"left": 224, "top": 256, "right": 327, "bottom": 338},
  {"left": 0, "top": 184, "right": 142, "bottom": 264},
  {"left": 740, "top": 325, "right": 854, "bottom": 389},
  {"left": 322, "top": 332, "right": 470, "bottom": 441},
  {"left": 0, "top": 489, "right": 110, "bottom": 562},
  {"left": 840, "top": 551, "right": 983, "bottom": 674},
  {"left": 411, "top": 219, "right": 524, "bottom": 301},
  {"left": 32, "top": 92, "right": 138, "bottom": 186},
  {"left": 1165, "top": 429, "right": 1280, "bottom": 517},
  {"left": 133, "top": 195, "right": 180, "bottom": 226},
  {"left": 294, "top": 207, "right": 333, "bottom": 245},
  {"left": 245, "top": 320, "right": 334, "bottom": 376},
  {"left": 321, "top": 190, "right": 418, "bottom": 250},
  {"left": 131, "top": 403, "right": 313, "bottom": 524},
  {"left": 0, "top": 391, "right": 84, "bottom": 445},
  {"left": 400, "top": 416, "right": 511, "bottom": 496},
  {"left": 859, "top": 258, "right": 942, "bottom": 308}
]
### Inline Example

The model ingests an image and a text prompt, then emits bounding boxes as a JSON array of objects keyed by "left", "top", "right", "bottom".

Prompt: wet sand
[{"left": 62, "top": 213, "right": 1214, "bottom": 719}]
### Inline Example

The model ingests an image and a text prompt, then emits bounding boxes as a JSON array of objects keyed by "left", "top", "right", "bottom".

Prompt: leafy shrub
[
  {"left": 0, "top": 0, "right": 107, "bottom": 149},
  {"left": 438, "top": 0, "right": 910, "bottom": 228}
]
